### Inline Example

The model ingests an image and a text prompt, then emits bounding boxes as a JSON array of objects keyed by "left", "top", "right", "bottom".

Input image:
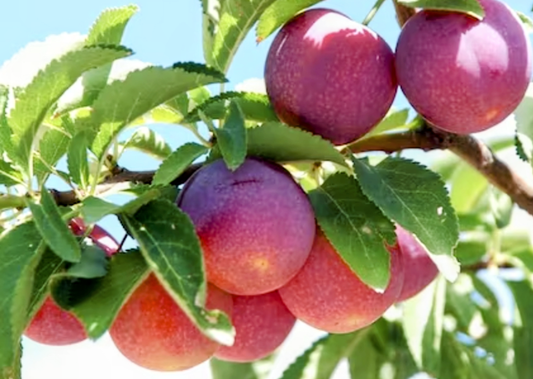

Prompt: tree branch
[{"left": 348, "top": 126, "right": 533, "bottom": 215}]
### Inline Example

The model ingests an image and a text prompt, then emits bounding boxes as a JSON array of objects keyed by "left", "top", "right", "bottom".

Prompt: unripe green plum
[
  {"left": 264, "top": 8, "right": 397, "bottom": 145},
  {"left": 177, "top": 158, "right": 316, "bottom": 296},
  {"left": 395, "top": 0, "right": 532, "bottom": 134},
  {"left": 278, "top": 231, "right": 404, "bottom": 334},
  {"left": 395, "top": 225, "right": 439, "bottom": 302},
  {"left": 110, "top": 275, "right": 233, "bottom": 372},
  {"left": 215, "top": 291, "right": 296, "bottom": 362},
  {"left": 24, "top": 218, "right": 119, "bottom": 346}
]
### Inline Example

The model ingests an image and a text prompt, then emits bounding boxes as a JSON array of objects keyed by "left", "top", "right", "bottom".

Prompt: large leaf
[
  {"left": 402, "top": 275, "right": 446, "bottom": 376},
  {"left": 206, "top": 0, "right": 278, "bottom": 73},
  {"left": 256, "top": 0, "right": 324, "bottom": 42},
  {"left": 152, "top": 143, "right": 208, "bottom": 186},
  {"left": 214, "top": 100, "right": 247, "bottom": 170},
  {"left": 246, "top": 122, "right": 347, "bottom": 166},
  {"left": 0, "top": 221, "right": 45, "bottom": 377},
  {"left": 27, "top": 189, "right": 81, "bottom": 263},
  {"left": 68, "top": 250, "right": 148, "bottom": 339},
  {"left": 86, "top": 5, "right": 139, "bottom": 45},
  {"left": 8, "top": 45, "right": 132, "bottom": 169},
  {"left": 122, "top": 199, "right": 234, "bottom": 345},
  {"left": 280, "top": 331, "right": 369, "bottom": 379},
  {"left": 211, "top": 355, "right": 275, "bottom": 379},
  {"left": 308, "top": 173, "right": 396, "bottom": 291},
  {"left": 397, "top": 0, "right": 485, "bottom": 19},
  {"left": 67, "top": 131, "right": 90, "bottom": 188},
  {"left": 184, "top": 91, "right": 278, "bottom": 123},
  {"left": 90, "top": 63, "right": 226, "bottom": 158},
  {"left": 352, "top": 157, "right": 459, "bottom": 281},
  {"left": 120, "top": 126, "right": 172, "bottom": 160}
]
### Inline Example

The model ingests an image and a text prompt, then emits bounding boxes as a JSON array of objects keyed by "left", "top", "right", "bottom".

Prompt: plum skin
[
  {"left": 24, "top": 218, "right": 120, "bottom": 346},
  {"left": 278, "top": 230, "right": 405, "bottom": 334},
  {"left": 264, "top": 8, "right": 397, "bottom": 146},
  {"left": 177, "top": 158, "right": 316, "bottom": 296},
  {"left": 109, "top": 275, "right": 233, "bottom": 372},
  {"left": 395, "top": 225, "right": 439, "bottom": 302},
  {"left": 395, "top": 0, "right": 532, "bottom": 134},
  {"left": 215, "top": 291, "right": 296, "bottom": 362}
]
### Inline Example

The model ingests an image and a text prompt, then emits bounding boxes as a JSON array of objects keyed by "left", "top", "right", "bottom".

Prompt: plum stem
[{"left": 362, "top": 0, "right": 387, "bottom": 26}]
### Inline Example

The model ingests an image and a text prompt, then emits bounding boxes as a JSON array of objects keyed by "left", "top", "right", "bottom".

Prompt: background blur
[{"left": 0, "top": 1, "right": 532, "bottom": 378}]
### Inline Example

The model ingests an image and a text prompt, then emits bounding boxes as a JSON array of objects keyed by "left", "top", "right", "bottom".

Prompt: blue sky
[{"left": 1, "top": 1, "right": 532, "bottom": 378}]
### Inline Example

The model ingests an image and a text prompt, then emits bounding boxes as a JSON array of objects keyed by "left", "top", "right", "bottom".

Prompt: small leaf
[
  {"left": 67, "top": 131, "right": 90, "bottom": 188},
  {"left": 206, "top": 0, "right": 278, "bottom": 73},
  {"left": 280, "top": 331, "right": 368, "bottom": 379},
  {"left": 402, "top": 275, "right": 446, "bottom": 376},
  {"left": 516, "top": 11, "right": 533, "bottom": 34},
  {"left": 0, "top": 221, "right": 45, "bottom": 376},
  {"left": 0, "top": 160, "right": 24, "bottom": 186},
  {"left": 397, "top": 0, "right": 485, "bottom": 19},
  {"left": 86, "top": 5, "right": 139, "bottom": 45},
  {"left": 308, "top": 173, "right": 395, "bottom": 291},
  {"left": 120, "top": 126, "right": 173, "bottom": 160},
  {"left": 122, "top": 199, "right": 234, "bottom": 345},
  {"left": 65, "top": 245, "right": 108, "bottom": 279},
  {"left": 352, "top": 157, "right": 460, "bottom": 281},
  {"left": 152, "top": 142, "right": 208, "bottom": 186},
  {"left": 214, "top": 100, "right": 247, "bottom": 170},
  {"left": 246, "top": 122, "right": 347, "bottom": 166},
  {"left": 184, "top": 91, "right": 278, "bottom": 124},
  {"left": 363, "top": 108, "right": 410, "bottom": 138},
  {"left": 90, "top": 63, "right": 226, "bottom": 158},
  {"left": 8, "top": 45, "right": 132, "bottom": 169},
  {"left": 27, "top": 189, "right": 81, "bottom": 263},
  {"left": 490, "top": 187, "right": 514, "bottom": 229},
  {"left": 35, "top": 127, "right": 71, "bottom": 184},
  {"left": 507, "top": 279, "right": 533, "bottom": 379},
  {"left": 450, "top": 162, "right": 488, "bottom": 213},
  {"left": 68, "top": 250, "right": 148, "bottom": 339},
  {"left": 256, "top": 0, "right": 324, "bottom": 42},
  {"left": 514, "top": 83, "right": 533, "bottom": 163}
]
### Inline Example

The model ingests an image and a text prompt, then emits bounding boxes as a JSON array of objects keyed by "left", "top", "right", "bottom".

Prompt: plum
[
  {"left": 395, "top": 0, "right": 532, "bottom": 134},
  {"left": 278, "top": 230, "right": 404, "bottom": 334},
  {"left": 264, "top": 8, "right": 397, "bottom": 145},
  {"left": 215, "top": 291, "right": 296, "bottom": 362},
  {"left": 24, "top": 218, "right": 120, "bottom": 346},
  {"left": 109, "top": 275, "right": 233, "bottom": 372},
  {"left": 177, "top": 158, "right": 316, "bottom": 296}
]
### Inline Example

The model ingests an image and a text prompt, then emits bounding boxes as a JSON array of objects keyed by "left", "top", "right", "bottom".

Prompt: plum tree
[
  {"left": 395, "top": 0, "right": 532, "bottom": 134},
  {"left": 264, "top": 8, "right": 397, "bottom": 145},
  {"left": 395, "top": 225, "right": 439, "bottom": 302},
  {"left": 214, "top": 291, "right": 296, "bottom": 362},
  {"left": 24, "top": 218, "right": 120, "bottom": 346},
  {"left": 278, "top": 230, "right": 405, "bottom": 334},
  {"left": 177, "top": 158, "right": 316, "bottom": 296},
  {"left": 109, "top": 275, "right": 233, "bottom": 372}
]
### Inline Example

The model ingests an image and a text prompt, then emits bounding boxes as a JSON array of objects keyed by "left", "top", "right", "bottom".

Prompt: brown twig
[
  {"left": 392, "top": 0, "right": 417, "bottom": 27},
  {"left": 348, "top": 125, "right": 533, "bottom": 216}
]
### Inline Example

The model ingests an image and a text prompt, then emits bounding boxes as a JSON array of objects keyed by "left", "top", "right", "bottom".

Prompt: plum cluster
[{"left": 23, "top": 0, "right": 532, "bottom": 373}]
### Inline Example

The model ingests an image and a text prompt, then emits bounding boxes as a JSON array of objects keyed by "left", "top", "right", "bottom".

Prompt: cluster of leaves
[{"left": 0, "top": 0, "right": 532, "bottom": 378}]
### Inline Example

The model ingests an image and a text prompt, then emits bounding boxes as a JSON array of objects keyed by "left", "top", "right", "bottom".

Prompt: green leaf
[
  {"left": 120, "top": 126, "right": 172, "bottom": 160},
  {"left": 507, "top": 279, "right": 533, "bottom": 379},
  {"left": 184, "top": 91, "right": 278, "bottom": 124},
  {"left": 80, "top": 187, "right": 164, "bottom": 224},
  {"left": 280, "top": 330, "right": 369, "bottom": 379},
  {"left": 69, "top": 250, "right": 148, "bottom": 339},
  {"left": 86, "top": 5, "right": 139, "bottom": 45},
  {"left": 65, "top": 245, "right": 108, "bottom": 279},
  {"left": 27, "top": 189, "right": 81, "bottom": 263},
  {"left": 211, "top": 355, "right": 275, "bottom": 379},
  {"left": 308, "top": 173, "right": 395, "bottom": 291},
  {"left": 34, "top": 127, "right": 71, "bottom": 184},
  {"left": 152, "top": 143, "right": 207, "bottom": 186},
  {"left": 363, "top": 108, "right": 410, "bottom": 138},
  {"left": 490, "top": 187, "right": 514, "bottom": 229},
  {"left": 90, "top": 63, "right": 226, "bottom": 158},
  {"left": 0, "top": 221, "right": 45, "bottom": 376},
  {"left": 246, "top": 122, "right": 347, "bottom": 166},
  {"left": 0, "top": 160, "right": 24, "bottom": 186},
  {"left": 122, "top": 199, "right": 234, "bottom": 345},
  {"left": 8, "top": 45, "right": 132, "bottom": 170},
  {"left": 347, "top": 336, "right": 383, "bottom": 379},
  {"left": 352, "top": 157, "right": 459, "bottom": 281},
  {"left": 397, "top": 0, "right": 485, "bottom": 19},
  {"left": 67, "top": 131, "right": 90, "bottom": 188},
  {"left": 450, "top": 162, "right": 489, "bottom": 213},
  {"left": 207, "top": 0, "right": 278, "bottom": 73},
  {"left": 402, "top": 275, "right": 446, "bottom": 376},
  {"left": 256, "top": 0, "right": 324, "bottom": 42},
  {"left": 517, "top": 11, "right": 533, "bottom": 34},
  {"left": 0, "top": 85, "right": 15, "bottom": 158},
  {"left": 214, "top": 100, "right": 247, "bottom": 170},
  {"left": 514, "top": 84, "right": 533, "bottom": 163}
]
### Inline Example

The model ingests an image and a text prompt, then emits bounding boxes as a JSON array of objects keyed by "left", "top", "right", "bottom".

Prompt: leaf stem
[
  {"left": 362, "top": 0, "right": 388, "bottom": 25},
  {"left": 0, "top": 194, "right": 26, "bottom": 210}
]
